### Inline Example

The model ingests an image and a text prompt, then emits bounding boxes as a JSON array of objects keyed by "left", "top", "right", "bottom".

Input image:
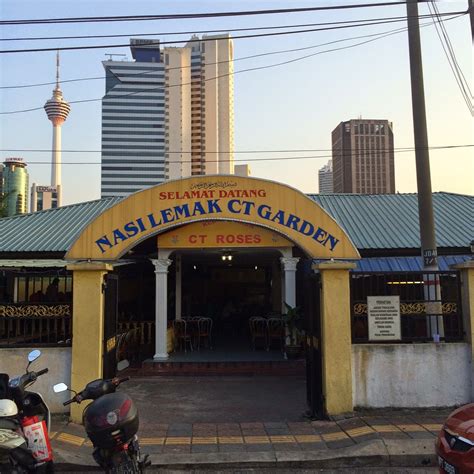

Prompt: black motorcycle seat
[{"left": 0, "top": 417, "right": 20, "bottom": 430}]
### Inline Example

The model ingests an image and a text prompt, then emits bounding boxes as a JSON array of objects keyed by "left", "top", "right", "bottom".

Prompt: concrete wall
[
  {"left": 352, "top": 343, "right": 471, "bottom": 408},
  {"left": 0, "top": 347, "right": 71, "bottom": 414}
]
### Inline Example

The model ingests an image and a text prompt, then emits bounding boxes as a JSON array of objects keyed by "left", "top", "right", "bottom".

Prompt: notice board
[{"left": 367, "top": 296, "right": 401, "bottom": 341}]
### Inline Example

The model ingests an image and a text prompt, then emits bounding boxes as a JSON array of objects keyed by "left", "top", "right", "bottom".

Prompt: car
[{"left": 436, "top": 403, "right": 474, "bottom": 474}]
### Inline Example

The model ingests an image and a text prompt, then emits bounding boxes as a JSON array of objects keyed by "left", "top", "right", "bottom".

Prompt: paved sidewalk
[{"left": 49, "top": 411, "right": 446, "bottom": 471}]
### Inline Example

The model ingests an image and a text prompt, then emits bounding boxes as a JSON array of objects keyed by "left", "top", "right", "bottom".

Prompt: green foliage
[
  {"left": 282, "top": 302, "right": 304, "bottom": 345},
  {"left": 0, "top": 193, "right": 8, "bottom": 218}
]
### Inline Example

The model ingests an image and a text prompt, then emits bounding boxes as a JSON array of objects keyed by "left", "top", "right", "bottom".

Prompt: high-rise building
[
  {"left": 2, "top": 158, "right": 29, "bottom": 216},
  {"left": 30, "top": 184, "right": 60, "bottom": 212},
  {"left": 44, "top": 53, "right": 70, "bottom": 207},
  {"left": 234, "top": 164, "right": 251, "bottom": 177},
  {"left": 318, "top": 160, "right": 333, "bottom": 194},
  {"left": 332, "top": 119, "right": 395, "bottom": 194},
  {"left": 100, "top": 36, "right": 234, "bottom": 198}
]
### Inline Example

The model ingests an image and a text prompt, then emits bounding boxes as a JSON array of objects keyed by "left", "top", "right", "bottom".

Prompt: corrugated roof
[
  {"left": 0, "top": 197, "right": 121, "bottom": 253},
  {"left": 0, "top": 192, "right": 472, "bottom": 254},
  {"left": 309, "top": 192, "right": 473, "bottom": 250},
  {"left": 351, "top": 255, "right": 471, "bottom": 272}
]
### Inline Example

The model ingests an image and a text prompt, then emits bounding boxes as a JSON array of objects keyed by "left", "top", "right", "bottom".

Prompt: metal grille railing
[
  {"left": 0, "top": 303, "right": 72, "bottom": 346},
  {"left": 351, "top": 271, "right": 463, "bottom": 343}
]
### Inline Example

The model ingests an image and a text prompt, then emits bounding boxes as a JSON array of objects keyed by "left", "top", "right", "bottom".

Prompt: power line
[
  {"left": 1, "top": 145, "right": 471, "bottom": 154},
  {"left": 0, "top": 11, "right": 448, "bottom": 43},
  {"left": 0, "top": 12, "right": 454, "bottom": 90},
  {"left": 0, "top": 2, "right": 409, "bottom": 26},
  {"left": 3, "top": 13, "right": 460, "bottom": 54},
  {"left": 428, "top": 2, "right": 473, "bottom": 115},
  {"left": 1, "top": 15, "right": 465, "bottom": 115},
  {"left": 3, "top": 145, "right": 471, "bottom": 166}
]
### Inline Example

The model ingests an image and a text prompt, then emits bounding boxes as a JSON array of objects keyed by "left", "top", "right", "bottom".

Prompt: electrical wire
[
  {"left": 0, "top": 11, "right": 449, "bottom": 42},
  {"left": 0, "top": 10, "right": 466, "bottom": 54},
  {"left": 0, "top": 2, "right": 409, "bottom": 26},
  {"left": 4, "top": 145, "right": 472, "bottom": 166},
  {"left": 1, "top": 15, "right": 465, "bottom": 115},
  {"left": 0, "top": 12, "right": 457, "bottom": 90},
  {"left": 429, "top": 2, "right": 473, "bottom": 109}
]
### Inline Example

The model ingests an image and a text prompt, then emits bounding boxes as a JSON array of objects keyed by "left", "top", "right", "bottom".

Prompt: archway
[{"left": 66, "top": 176, "right": 359, "bottom": 421}]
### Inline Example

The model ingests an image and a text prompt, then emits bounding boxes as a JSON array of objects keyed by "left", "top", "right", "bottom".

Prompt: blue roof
[{"left": 352, "top": 255, "right": 471, "bottom": 272}]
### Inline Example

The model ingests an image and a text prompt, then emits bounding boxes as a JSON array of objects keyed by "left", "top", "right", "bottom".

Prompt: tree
[{"left": 0, "top": 193, "right": 8, "bottom": 218}]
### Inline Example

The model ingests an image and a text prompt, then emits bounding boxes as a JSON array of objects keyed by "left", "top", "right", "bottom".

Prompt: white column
[
  {"left": 280, "top": 257, "right": 300, "bottom": 311},
  {"left": 151, "top": 258, "right": 172, "bottom": 360},
  {"left": 175, "top": 254, "right": 182, "bottom": 320}
]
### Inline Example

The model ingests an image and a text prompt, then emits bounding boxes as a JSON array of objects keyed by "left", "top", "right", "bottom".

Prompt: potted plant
[{"left": 282, "top": 302, "right": 304, "bottom": 359}]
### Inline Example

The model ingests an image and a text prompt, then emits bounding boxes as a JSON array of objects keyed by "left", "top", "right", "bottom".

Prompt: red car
[{"left": 436, "top": 403, "right": 474, "bottom": 474}]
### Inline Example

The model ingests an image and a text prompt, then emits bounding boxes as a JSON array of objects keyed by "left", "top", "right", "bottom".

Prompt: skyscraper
[
  {"left": 332, "top": 119, "right": 395, "bottom": 194},
  {"left": 318, "top": 160, "right": 333, "bottom": 194},
  {"left": 2, "top": 158, "right": 29, "bottom": 216},
  {"left": 44, "top": 53, "right": 70, "bottom": 207},
  {"left": 100, "top": 36, "right": 234, "bottom": 198}
]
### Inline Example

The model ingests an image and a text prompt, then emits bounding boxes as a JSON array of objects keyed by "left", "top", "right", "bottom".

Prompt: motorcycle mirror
[
  {"left": 53, "top": 383, "right": 69, "bottom": 393},
  {"left": 117, "top": 360, "right": 130, "bottom": 371},
  {"left": 28, "top": 350, "right": 41, "bottom": 363}
]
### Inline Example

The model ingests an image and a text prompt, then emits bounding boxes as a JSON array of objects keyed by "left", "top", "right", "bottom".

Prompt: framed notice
[{"left": 367, "top": 296, "right": 401, "bottom": 341}]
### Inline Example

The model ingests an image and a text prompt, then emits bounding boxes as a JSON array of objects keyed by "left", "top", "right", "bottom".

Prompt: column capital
[
  {"left": 151, "top": 258, "right": 172, "bottom": 273},
  {"left": 280, "top": 257, "right": 300, "bottom": 272}
]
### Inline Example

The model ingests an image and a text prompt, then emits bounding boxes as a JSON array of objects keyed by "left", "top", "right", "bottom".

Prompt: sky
[{"left": 0, "top": 0, "right": 472, "bottom": 206}]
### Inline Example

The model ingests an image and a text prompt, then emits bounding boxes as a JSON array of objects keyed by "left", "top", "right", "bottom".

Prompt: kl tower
[{"left": 44, "top": 52, "right": 70, "bottom": 207}]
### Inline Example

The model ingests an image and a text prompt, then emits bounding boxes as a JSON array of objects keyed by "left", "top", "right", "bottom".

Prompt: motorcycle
[
  {"left": 0, "top": 349, "right": 53, "bottom": 473},
  {"left": 53, "top": 361, "right": 148, "bottom": 473}
]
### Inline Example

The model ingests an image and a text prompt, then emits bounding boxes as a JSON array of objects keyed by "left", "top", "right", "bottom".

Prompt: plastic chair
[
  {"left": 197, "top": 317, "right": 213, "bottom": 350},
  {"left": 249, "top": 317, "right": 268, "bottom": 350},
  {"left": 173, "top": 320, "right": 193, "bottom": 352},
  {"left": 267, "top": 318, "right": 285, "bottom": 352}
]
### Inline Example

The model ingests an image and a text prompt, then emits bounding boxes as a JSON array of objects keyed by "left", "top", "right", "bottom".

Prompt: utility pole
[
  {"left": 469, "top": 0, "right": 474, "bottom": 42},
  {"left": 406, "top": 0, "right": 443, "bottom": 338}
]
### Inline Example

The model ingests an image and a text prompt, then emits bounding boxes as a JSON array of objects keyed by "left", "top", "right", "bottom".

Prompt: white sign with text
[{"left": 368, "top": 296, "right": 401, "bottom": 341}]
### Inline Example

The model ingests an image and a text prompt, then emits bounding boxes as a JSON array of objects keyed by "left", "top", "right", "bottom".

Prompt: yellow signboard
[
  {"left": 157, "top": 220, "right": 293, "bottom": 249},
  {"left": 66, "top": 176, "right": 360, "bottom": 260}
]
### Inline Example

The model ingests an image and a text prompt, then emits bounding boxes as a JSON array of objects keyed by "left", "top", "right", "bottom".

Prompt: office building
[
  {"left": 234, "top": 164, "right": 251, "bottom": 177},
  {"left": 44, "top": 53, "right": 70, "bottom": 207},
  {"left": 101, "top": 36, "right": 234, "bottom": 198},
  {"left": 30, "top": 184, "right": 60, "bottom": 212},
  {"left": 2, "top": 158, "right": 29, "bottom": 216},
  {"left": 332, "top": 119, "right": 395, "bottom": 194},
  {"left": 318, "top": 160, "right": 333, "bottom": 194}
]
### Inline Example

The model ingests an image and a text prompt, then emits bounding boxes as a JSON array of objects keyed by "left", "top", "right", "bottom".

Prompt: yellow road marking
[
  {"left": 295, "top": 434, "right": 322, "bottom": 443},
  {"left": 192, "top": 436, "right": 218, "bottom": 444},
  {"left": 396, "top": 424, "right": 426, "bottom": 432},
  {"left": 141, "top": 437, "right": 165, "bottom": 445},
  {"left": 218, "top": 436, "right": 244, "bottom": 444},
  {"left": 423, "top": 424, "right": 442, "bottom": 431},
  {"left": 270, "top": 435, "right": 296, "bottom": 443},
  {"left": 244, "top": 436, "right": 270, "bottom": 444},
  {"left": 49, "top": 431, "right": 57, "bottom": 439},
  {"left": 165, "top": 437, "right": 191, "bottom": 445},
  {"left": 56, "top": 432, "right": 84, "bottom": 447},
  {"left": 345, "top": 426, "right": 375, "bottom": 437},
  {"left": 322, "top": 432, "right": 349, "bottom": 441},
  {"left": 373, "top": 425, "right": 401, "bottom": 433}
]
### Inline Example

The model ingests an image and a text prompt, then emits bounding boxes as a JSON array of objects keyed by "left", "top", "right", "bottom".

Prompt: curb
[{"left": 48, "top": 439, "right": 436, "bottom": 471}]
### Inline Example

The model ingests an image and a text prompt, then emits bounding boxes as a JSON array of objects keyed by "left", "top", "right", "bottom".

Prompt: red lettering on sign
[{"left": 216, "top": 235, "right": 224, "bottom": 243}]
